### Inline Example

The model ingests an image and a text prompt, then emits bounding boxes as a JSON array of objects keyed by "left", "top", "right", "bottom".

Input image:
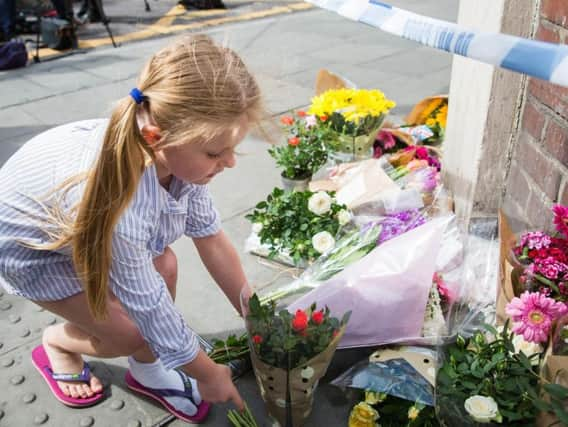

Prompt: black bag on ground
[
  {"left": 0, "top": 41, "right": 28, "bottom": 70},
  {"left": 40, "top": 18, "right": 77, "bottom": 50}
]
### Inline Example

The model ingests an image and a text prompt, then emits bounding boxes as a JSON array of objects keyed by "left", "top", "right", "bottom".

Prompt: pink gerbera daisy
[
  {"left": 505, "top": 291, "right": 568, "bottom": 343},
  {"left": 553, "top": 204, "right": 568, "bottom": 238}
]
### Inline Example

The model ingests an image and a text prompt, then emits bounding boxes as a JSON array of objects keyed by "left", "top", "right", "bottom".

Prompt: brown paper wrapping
[
  {"left": 536, "top": 344, "right": 568, "bottom": 426},
  {"left": 404, "top": 95, "right": 448, "bottom": 126},
  {"left": 250, "top": 327, "right": 346, "bottom": 427},
  {"left": 314, "top": 69, "right": 348, "bottom": 95},
  {"left": 496, "top": 210, "right": 523, "bottom": 325}
]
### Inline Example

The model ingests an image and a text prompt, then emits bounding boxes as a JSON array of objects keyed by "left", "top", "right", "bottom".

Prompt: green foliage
[
  {"left": 209, "top": 333, "right": 250, "bottom": 364},
  {"left": 270, "top": 112, "right": 331, "bottom": 179},
  {"left": 245, "top": 188, "right": 346, "bottom": 265},
  {"left": 436, "top": 322, "right": 568, "bottom": 426},
  {"left": 246, "top": 293, "right": 350, "bottom": 370}
]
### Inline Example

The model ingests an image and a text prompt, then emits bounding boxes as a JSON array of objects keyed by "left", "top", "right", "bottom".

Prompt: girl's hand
[{"left": 198, "top": 364, "right": 244, "bottom": 410}]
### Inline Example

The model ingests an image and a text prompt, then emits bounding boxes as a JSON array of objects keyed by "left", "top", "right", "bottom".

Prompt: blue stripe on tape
[
  {"left": 501, "top": 39, "right": 568, "bottom": 81},
  {"left": 369, "top": 0, "right": 392, "bottom": 9}
]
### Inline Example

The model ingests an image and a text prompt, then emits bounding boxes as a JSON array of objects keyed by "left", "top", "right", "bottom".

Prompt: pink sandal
[
  {"left": 31, "top": 345, "right": 104, "bottom": 407},
  {"left": 125, "top": 370, "right": 210, "bottom": 423}
]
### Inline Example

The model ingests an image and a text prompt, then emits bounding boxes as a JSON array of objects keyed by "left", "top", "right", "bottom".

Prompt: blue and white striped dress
[{"left": 0, "top": 119, "right": 220, "bottom": 369}]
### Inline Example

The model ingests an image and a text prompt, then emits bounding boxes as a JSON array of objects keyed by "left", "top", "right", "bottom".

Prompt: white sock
[{"left": 128, "top": 357, "right": 202, "bottom": 416}]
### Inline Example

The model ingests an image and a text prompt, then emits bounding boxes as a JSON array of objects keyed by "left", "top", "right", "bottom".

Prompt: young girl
[{"left": 0, "top": 34, "right": 264, "bottom": 422}]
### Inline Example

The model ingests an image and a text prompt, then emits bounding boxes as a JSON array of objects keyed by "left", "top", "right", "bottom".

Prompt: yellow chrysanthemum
[
  {"left": 308, "top": 88, "right": 395, "bottom": 124},
  {"left": 348, "top": 402, "right": 380, "bottom": 427}
]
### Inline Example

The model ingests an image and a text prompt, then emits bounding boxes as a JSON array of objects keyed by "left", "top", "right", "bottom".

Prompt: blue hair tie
[{"left": 130, "top": 88, "right": 146, "bottom": 104}]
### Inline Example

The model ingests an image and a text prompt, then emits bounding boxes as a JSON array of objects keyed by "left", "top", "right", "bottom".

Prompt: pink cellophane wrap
[{"left": 288, "top": 217, "right": 450, "bottom": 348}]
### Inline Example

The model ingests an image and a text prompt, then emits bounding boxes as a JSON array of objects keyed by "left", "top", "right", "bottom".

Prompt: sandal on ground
[
  {"left": 125, "top": 369, "right": 210, "bottom": 423},
  {"left": 31, "top": 344, "right": 104, "bottom": 407}
]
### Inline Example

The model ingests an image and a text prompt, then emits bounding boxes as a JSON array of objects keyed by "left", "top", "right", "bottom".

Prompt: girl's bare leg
[{"left": 36, "top": 246, "right": 178, "bottom": 398}]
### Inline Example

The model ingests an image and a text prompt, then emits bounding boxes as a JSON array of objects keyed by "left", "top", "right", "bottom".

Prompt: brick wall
[{"left": 503, "top": 0, "right": 568, "bottom": 230}]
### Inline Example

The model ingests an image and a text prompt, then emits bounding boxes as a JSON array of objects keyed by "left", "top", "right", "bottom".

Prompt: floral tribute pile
[{"left": 434, "top": 205, "right": 568, "bottom": 426}]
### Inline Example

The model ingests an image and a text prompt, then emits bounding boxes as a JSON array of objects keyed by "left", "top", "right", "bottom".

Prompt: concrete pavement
[{"left": 0, "top": 1, "right": 457, "bottom": 425}]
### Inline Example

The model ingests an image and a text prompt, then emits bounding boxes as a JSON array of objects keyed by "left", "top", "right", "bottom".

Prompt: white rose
[
  {"left": 308, "top": 191, "right": 332, "bottom": 215},
  {"left": 252, "top": 223, "right": 263, "bottom": 234},
  {"left": 464, "top": 395, "right": 501, "bottom": 424},
  {"left": 512, "top": 334, "right": 543, "bottom": 361},
  {"left": 312, "top": 231, "right": 335, "bottom": 254},
  {"left": 337, "top": 209, "right": 351, "bottom": 226}
]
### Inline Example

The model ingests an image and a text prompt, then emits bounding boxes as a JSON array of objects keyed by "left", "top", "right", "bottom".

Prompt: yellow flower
[
  {"left": 364, "top": 391, "right": 387, "bottom": 405},
  {"left": 408, "top": 405, "right": 421, "bottom": 420},
  {"left": 416, "top": 98, "right": 444, "bottom": 124},
  {"left": 348, "top": 402, "right": 379, "bottom": 427},
  {"left": 308, "top": 88, "right": 395, "bottom": 124}
]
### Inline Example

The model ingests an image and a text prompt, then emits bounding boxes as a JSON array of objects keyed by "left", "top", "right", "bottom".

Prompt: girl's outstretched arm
[{"left": 193, "top": 230, "right": 248, "bottom": 315}]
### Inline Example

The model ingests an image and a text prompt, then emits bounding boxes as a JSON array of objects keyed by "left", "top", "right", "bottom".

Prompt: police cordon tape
[{"left": 308, "top": 0, "right": 568, "bottom": 88}]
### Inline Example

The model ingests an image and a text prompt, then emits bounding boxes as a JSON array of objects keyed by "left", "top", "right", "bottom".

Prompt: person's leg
[
  {"left": 0, "top": 0, "right": 16, "bottom": 40},
  {"left": 36, "top": 246, "right": 178, "bottom": 397}
]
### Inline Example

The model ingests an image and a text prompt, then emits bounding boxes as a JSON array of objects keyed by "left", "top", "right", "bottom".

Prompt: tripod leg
[
  {"left": 91, "top": 0, "right": 118, "bottom": 47},
  {"left": 33, "top": 15, "right": 42, "bottom": 62},
  {"left": 144, "top": 0, "right": 151, "bottom": 12}
]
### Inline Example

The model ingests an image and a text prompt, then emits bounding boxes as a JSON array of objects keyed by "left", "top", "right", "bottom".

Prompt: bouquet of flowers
[
  {"left": 257, "top": 209, "right": 429, "bottom": 305},
  {"left": 270, "top": 112, "right": 331, "bottom": 182},
  {"left": 403, "top": 96, "right": 448, "bottom": 146},
  {"left": 307, "top": 88, "right": 396, "bottom": 159},
  {"left": 244, "top": 293, "right": 350, "bottom": 426},
  {"left": 349, "top": 391, "right": 437, "bottom": 427},
  {"left": 436, "top": 322, "right": 568, "bottom": 426},
  {"left": 509, "top": 205, "right": 568, "bottom": 302},
  {"left": 246, "top": 188, "right": 350, "bottom": 265}
]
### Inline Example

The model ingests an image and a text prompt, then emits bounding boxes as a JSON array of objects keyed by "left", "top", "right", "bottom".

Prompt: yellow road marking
[{"left": 30, "top": 2, "right": 313, "bottom": 60}]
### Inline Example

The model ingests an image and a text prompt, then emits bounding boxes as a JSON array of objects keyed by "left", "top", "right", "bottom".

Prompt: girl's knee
[{"left": 153, "top": 246, "right": 178, "bottom": 299}]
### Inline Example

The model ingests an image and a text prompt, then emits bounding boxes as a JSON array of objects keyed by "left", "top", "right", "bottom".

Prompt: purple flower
[
  {"left": 519, "top": 231, "right": 552, "bottom": 250},
  {"left": 377, "top": 209, "right": 426, "bottom": 244}
]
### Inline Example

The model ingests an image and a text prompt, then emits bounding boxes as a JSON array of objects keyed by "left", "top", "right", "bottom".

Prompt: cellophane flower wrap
[
  {"left": 243, "top": 293, "right": 350, "bottom": 426},
  {"left": 287, "top": 215, "right": 457, "bottom": 348},
  {"left": 308, "top": 88, "right": 395, "bottom": 157}
]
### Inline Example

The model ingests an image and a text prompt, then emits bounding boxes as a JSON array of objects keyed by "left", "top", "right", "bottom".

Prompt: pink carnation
[
  {"left": 505, "top": 291, "right": 568, "bottom": 343},
  {"left": 553, "top": 204, "right": 568, "bottom": 238},
  {"left": 533, "top": 257, "right": 568, "bottom": 280},
  {"left": 377, "top": 130, "right": 396, "bottom": 149},
  {"left": 519, "top": 231, "right": 552, "bottom": 250}
]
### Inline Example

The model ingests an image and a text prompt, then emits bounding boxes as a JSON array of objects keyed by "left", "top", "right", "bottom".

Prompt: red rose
[
  {"left": 319, "top": 115, "right": 328, "bottom": 122},
  {"left": 288, "top": 137, "right": 300, "bottom": 146},
  {"left": 311, "top": 310, "right": 324, "bottom": 325},
  {"left": 252, "top": 334, "right": 263, "bottom": 344},
  {"left": 296, "top": 110, "right": 307, "bottom": 117},
  {"left": 280, "top": 116, "right": 294, "bottom": 125},
  {"left": 292, "top": 309, "right": 308, "bottom": 332}
]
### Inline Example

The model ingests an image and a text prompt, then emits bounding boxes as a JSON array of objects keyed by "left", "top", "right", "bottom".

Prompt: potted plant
[
  {"left": 270, "top": 111, "right": 330, "bottom": 191},
  {"left": 243, "top": 293, "right": 350, "bottom": 427},
  {"left": 307, "top": 88, "right": 396, "bottom": 162}
]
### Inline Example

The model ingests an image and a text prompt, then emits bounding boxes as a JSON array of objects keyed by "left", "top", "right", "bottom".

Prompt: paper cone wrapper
[{"left": 250, "top": 326, "right": 346, "bottom": 427}]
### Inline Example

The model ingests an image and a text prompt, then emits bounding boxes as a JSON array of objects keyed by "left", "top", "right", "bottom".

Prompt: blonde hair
[{"left": 36, "top": 34, "right": 264, "bottom": 319}]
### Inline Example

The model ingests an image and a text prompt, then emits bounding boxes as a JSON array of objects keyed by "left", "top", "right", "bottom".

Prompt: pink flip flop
[
  {"left": 125, "top": 370, "right": 210, "bottom": 423},
  {"left": 31, "top": 344, "right": 104, "bottom": 407}
]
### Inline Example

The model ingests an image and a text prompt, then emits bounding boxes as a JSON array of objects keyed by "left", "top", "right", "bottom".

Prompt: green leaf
[{"left": 544, "top": 383, "right": 568, "bottom": 400}]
